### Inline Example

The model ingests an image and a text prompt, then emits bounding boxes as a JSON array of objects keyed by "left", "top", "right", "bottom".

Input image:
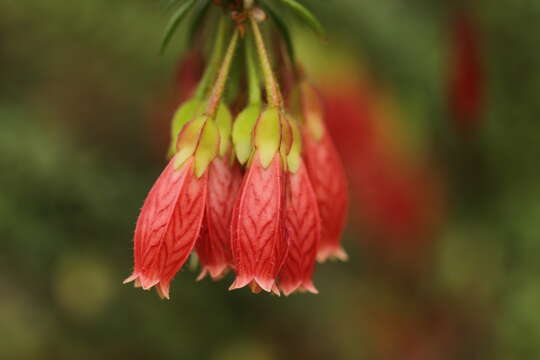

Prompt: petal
[
  {"left": 303, "top": 131, "right": 348, "bottom": 262},
  {"left": 124, "top": 156, "right": 207, "bottom": 298},
  {"left": 196, "top": 157, "right": 242, "bottom": 280},
  {"left": 126, "top": 156, "right": 191, "bottom": 286},
  {"left": 157, "top": 160, "right": 208, "bottom": 292},
  {"left": 230, "top": 153, "right": 287, "bottom": 292},
  {"left": 279, "top": 162, "right": 320, "bottom": 296}
]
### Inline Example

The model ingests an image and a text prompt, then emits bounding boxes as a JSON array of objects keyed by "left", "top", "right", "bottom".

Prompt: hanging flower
[
  {"left": 278, "top": 120, "right": 320, "bottom": 295},
  {"left": 448, "top": 9, "right": 484, "bottom": 135},
  {"left": 125, "top": 1, "right": 349, "bottom": 298},
  {"left": 124, "top": 116, "right": 219, "bottom": 299},
  {"left": 229, "top": 108, "right": 288, "bottom": 293},
  {"left": 298, "top": 82, "right": 348, "bottom": 262},
  {"left": 196, "top": 107, "right": 243, "bottom": 280}
]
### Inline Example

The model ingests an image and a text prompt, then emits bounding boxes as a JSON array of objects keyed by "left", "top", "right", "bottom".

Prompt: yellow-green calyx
[
  {"left": 279, "top": 113, "right": 293, "bottom": 163},
  {"left": 232, "top": 104, "right": 261, "bottom": 164},
  {"left": 194, "top": 119, "right": 220, "bottom": 177},
  {"left": 174, "top": 116, "right": 206, "bottom": 167},
  {"left": 168, "top": 98, "right": 205, "bottom": 158},
  {"left": 286, "top": 116, "right": 302, "bottom": 173},
  {"left": 173, "top": 115, "right": 220, "bottom": 177},
  {"left": 254, "top": 107, "right": 281, "bottom": 168}
]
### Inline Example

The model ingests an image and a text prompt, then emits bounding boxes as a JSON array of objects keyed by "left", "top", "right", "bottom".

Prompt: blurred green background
[{"left": 1, "top": 0, "right": 539, "bottom": 359}]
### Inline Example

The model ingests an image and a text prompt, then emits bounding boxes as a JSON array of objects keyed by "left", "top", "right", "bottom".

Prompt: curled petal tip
[
  {"left": 255, "top": 277, "right": 275, "bottom": 293},
  {"left": 271, "top": 284, "right": 281, "bottom": 297},
  {"left": 123, "top": 273, "right": 138, "bottom": 285},
  {"left": 123, "top": 274, "right": 144, "bottom": 289},
  {"left": 332, "top": 247, "right": 349, "bottom": 261},
  {"left": 228, "top": 276, "right": 252, "bottom": 291},
  {"left": 197, "top": 267, "right": 228, "bottom": 282},
  {"left": 301, "top": 282, "right": 319, "bottom": 295},
  {"left": 156, "top": 283, "right": 171, "bottom": 300},
  {"left": 140, "top": 277, "right": 160, "bottom": 291},
  {"left": 249, "top": 282, "right": 263, "bottom": 294},
  {"left": 281, "top": 286, "right": 296, "bottom": 297},
  {"left": 317, "top": 246, "right": 348, "bottom": 263},
  {"left": 196, "top": 269, "right": 208, "bottom": 282}
]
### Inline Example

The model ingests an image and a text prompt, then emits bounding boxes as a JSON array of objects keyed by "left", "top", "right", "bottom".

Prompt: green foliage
[
  {"left": 272, "top": 0, "right": 326, "bottom": 37},
  {"left": 160, "top": 0, "right": 197, "bottom": 54}
]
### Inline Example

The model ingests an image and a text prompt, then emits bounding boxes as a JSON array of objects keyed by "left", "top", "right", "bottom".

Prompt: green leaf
[
  {"left": 262, "top": 1, "right": 296, "bottom": 63},
  {"left": 275, "top": 0, "right": 326, "bottom": 37},
  {"left": 187, "top": 0, "right": 212, "bottom": 47},
  {"left": 162, "top": 0, "right": 183, "bottom": 12},
  {"left": 160, "top": 0, "right": 197, "bottom": 54}
]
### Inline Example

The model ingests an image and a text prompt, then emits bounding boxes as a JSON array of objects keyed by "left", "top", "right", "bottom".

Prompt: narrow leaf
[
  {"left": 160, "top": 0, "right": 197, "bottom": 54},
  {"left": 187, "top": 0, "right": 212, "bottom": 46},
  {"left": 276, "top": 0, "right": 325, "bottom": 37}
]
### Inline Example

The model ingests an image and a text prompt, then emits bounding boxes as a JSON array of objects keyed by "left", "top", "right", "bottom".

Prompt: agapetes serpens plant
[{"left": 125, "top": 0, "right": 348, "bottom": 298}]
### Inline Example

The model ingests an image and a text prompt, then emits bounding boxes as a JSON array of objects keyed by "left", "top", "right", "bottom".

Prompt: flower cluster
[{"left": 125, "top": 1, "right": 347, "bottom": 298}]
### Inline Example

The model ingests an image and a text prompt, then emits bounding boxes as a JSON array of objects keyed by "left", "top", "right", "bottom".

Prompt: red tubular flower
[
  {"left": 448, "top": 9, "right": 484, "bottom": 135},
  {"left": 196, "top": 157, "right": 242, "bottom": 280},
  {"left": 125, "top": 114, "right": 220, "bottom": 299},
  {"left": 230, "top": 152, "right": 287, "bottom": 293},
  {"left": 299, "top": 83, "right": 348, "bottom": 262},
  {"left": 278, "top": 161, "right": 320, "bottom": 295},
  {"left": 320, "top": 77, "right": 445, "bottom": 257},
  {"left": 124, "top": 155, "right": 208, "bottom": 299},
  {"left": 229, "top": 108, "right": 288, "bottom": 293}
]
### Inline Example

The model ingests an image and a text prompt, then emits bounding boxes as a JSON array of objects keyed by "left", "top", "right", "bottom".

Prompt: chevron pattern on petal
[
  {"left": 279, "top": 162, "right": 320, "bottom": 295},
  {"left": 196, "top": 158, "right": 242, "bottom": 279},
  {"left": 230, "top": 153, "right": 286, "bottom": 292},
  {"left": 303, "top": 131, "right": 348, "bottom": 261},
  {"left": 128, "top": 155, "right": 191, "bottom": 287},
  {"left": 158, "top": 161, "right": 208, "bottom": 291}
]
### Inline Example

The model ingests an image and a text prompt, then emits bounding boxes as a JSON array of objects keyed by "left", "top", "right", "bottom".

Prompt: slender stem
[
  {"left": 246, "top": 32, "right": 262, "bottom": 105},
  {"left": 204, "top": 29, "right": 240, "bottom": 117},
  {"left": 194, "top": 16, "right": 228, "bottom": 99},
  {"left": 249, "top": 15, "right": 281, "bottom": 108}
]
